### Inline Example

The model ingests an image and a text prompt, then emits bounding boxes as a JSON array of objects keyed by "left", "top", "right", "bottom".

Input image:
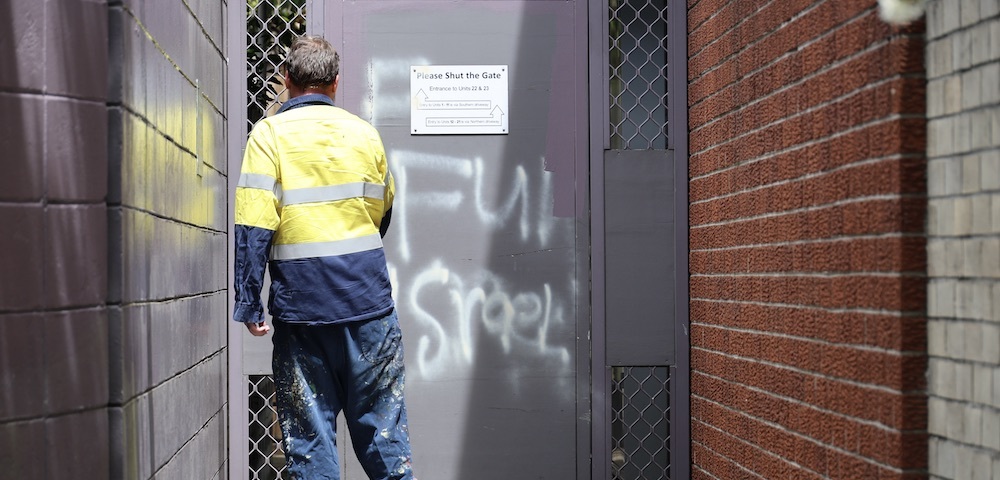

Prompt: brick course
[{"left": 688, "top": 0, "right": 927, "bottom": 477}]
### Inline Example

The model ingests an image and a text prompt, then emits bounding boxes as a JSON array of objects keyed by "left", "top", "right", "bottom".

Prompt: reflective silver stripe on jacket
[
  {"left": 281, "top": 182, "right": 386, "bottom": 206},
  {"left": 270, "top": 233, "right": 384, "bottom": 260},
  {"left": 238, "top": 173, "right": 283, "bottom": 201}
]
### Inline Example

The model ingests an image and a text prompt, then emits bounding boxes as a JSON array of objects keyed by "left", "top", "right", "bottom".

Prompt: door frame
[
  {"left": 226, "top": 0, "right": 248, "bottom": 477},
  {"left": 226, "top": 1, "right": 688, "bottom": 478},
  {"left": 667, "top": 0, "right": 691, "bottom": 476}
]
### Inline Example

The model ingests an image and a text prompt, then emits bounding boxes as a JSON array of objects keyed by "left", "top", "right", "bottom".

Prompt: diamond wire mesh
[
  {"left": 609, "top": 0, "right": 668, "bottom": 150},
  {"left": 247, "top": 0, "right": 307, "bottom": 133},
  {"left": 611, "top": 366, "right": 671, "bottom": 480},
  {"left": 249, "top": 375, "right": 288, "bottom": 480}
]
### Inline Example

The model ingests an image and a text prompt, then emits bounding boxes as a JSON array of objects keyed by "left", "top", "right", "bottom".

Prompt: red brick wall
[{"left": 687, "top": 1, "right": 928, "bottom": 478}]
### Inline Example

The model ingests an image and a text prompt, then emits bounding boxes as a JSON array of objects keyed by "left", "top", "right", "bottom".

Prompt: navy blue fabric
[
  {"left": 379, "top": 207, "right": 393, "bottom": 238},
  {"left": 272, "top": 310, "right": 414, "bottom": 480},
  {"left": 276, "top": 93, "right": 335, "bottom": 114},
  {"left": 234, "top": 224, "right": 274, "bottom": 323},
  {"left": 234, "top": 224, "right": 394, "bottom": 325},
  {"left": 268, "top": 248, "right": 395, "bottom": 325}
]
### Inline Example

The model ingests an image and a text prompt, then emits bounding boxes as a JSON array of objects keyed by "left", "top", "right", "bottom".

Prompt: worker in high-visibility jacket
[{"left": 233, "top": 35, "right": 415, "bottom": 480}]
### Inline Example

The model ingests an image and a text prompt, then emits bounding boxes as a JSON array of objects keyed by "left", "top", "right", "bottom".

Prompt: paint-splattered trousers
[{"left": 272, "top": 310, "right": 415, "bottom": 480}]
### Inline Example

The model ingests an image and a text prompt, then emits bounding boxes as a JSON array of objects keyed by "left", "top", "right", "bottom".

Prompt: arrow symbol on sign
[{"left": 414, "top": 89, "right": 429, "bottom": 106}]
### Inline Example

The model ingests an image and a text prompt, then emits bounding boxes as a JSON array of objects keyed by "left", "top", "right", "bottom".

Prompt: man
[{"left": 234, "top": 35, "right": 415, "bottom": 480}]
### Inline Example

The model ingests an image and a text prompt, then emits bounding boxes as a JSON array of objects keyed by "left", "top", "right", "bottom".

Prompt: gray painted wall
[
  {"left": 925, "top": 0, "right": 1000, "bottom": 478},
  {"left": 0, "top": 0, "right": 229, "bottom": 479},
  {"left": 108, "top": 1, "right": 229, "bottom": 479}
]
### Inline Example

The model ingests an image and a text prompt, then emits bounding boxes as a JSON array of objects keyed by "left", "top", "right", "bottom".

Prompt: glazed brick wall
[
  {"left": 687, "top": 0, "right": 928, "bottom": 478},
  {"left": 0, "top": 1, "right": 228, "bottom": 479},
  {"left": 923, "top": 0, "right": 1000, "bottom": 478},
  {"left": 0, "top": 1, "right": 111, "bottom": 479},
  {"left": 107, "top": 1, "right": 229, "bottom": 479}
]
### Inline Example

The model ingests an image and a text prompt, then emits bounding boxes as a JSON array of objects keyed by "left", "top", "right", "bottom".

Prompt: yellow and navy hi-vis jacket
[{"left": 234, "top": 94, "right": 396, "bottom": 325}]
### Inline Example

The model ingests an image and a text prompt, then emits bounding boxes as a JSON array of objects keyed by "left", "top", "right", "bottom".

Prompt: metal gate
[{"left": 227, "top": 0, "right": 688, "bottom": 478}]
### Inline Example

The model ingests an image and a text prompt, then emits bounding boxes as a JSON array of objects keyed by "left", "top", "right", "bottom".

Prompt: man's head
[{"left": 282, "top": 35, "right": 340, "bottom": 97}]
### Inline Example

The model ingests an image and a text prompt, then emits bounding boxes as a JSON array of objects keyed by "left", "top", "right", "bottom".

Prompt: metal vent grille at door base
[
  {"left": 249, "top": 375, "right": 288, "bottom": 480},
  {"left": 611, "top": 366, "right": 671, "bottom": 480}
]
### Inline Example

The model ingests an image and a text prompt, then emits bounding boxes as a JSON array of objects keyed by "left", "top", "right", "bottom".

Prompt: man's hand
[{"left": 246, "top": 321, "right": 271, "bottom": 336}]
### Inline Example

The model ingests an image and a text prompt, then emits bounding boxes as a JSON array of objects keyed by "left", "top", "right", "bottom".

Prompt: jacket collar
[{"left": 276, "top": 93, "right": 335, "bottom": 114}]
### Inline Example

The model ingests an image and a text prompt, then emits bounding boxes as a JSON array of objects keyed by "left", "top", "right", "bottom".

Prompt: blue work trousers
[{"left": 272, "top": 310, "right": 415, "bottom": 480}]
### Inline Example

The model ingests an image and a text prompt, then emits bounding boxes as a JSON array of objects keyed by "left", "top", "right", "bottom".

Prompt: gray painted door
[{"left": 325, "top": 2, "right": 590, "bottom": 479}]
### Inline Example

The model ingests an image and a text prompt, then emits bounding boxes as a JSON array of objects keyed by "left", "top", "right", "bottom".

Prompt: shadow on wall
[{"left": 454, "top": 7, "right": 580, "bottom": 480}]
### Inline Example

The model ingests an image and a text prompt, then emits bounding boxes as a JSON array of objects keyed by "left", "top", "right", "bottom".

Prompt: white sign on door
[{"left": 410, "top": 65, "right": 509, "bottom": 135}]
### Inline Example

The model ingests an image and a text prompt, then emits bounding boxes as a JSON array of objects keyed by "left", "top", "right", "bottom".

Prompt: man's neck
[
  {"left": 290, "top": 88, "right": 332, "bottom": 100},
  {"left": 286, "top": 81, "right": 337, "bottom": 99}
]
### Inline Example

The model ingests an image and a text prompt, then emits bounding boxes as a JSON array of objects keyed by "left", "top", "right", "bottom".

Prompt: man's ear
[{"left": 328, "top": 75, "right": 340, "bottom": 98}]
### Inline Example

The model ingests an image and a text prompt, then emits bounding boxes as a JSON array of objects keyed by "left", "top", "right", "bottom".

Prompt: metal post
[
  {"left": 667, "top": 0, "right": 690, "bottom": 476},
  {"left": 226, "top": 2, "right": 249, "bottom": 480},
  {"left": 589, "top": 0, "right": 609, "bottom": 478},
  {"left": 575, "top": 0, "right": 594, "bottom": 476}
]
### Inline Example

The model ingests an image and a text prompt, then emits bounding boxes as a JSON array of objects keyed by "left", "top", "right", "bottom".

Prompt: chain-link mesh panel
[
  {"left": 609, "top": 0, "right": 668, "bottom": 150},
  {"left": 611, "top": 366, "right": 670, "bottom": 479},
  {"left": 249, "top": 375, "right": 288, "bottom": 480},
  {"left": 247, "top": 0, "right": 307, "bottom": 132}
]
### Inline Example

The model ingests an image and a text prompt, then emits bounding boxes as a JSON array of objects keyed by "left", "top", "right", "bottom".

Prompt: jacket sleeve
[{"left": 233, "top": 123, "right": 281, "bottom": 323}]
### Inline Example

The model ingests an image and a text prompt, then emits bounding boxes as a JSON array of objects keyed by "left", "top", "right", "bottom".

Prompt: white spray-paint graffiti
[
  {"left": 386, "top": 149, "right": 574, "bottom": 380},
  {"left": 397, "top": 259, "right": 571, "bottom": 379},
  {"left": 366, "top": 56, "right": 577, "bottom": 382},
  {"left": 389, "top": 149, "right": 557, "bottom": 262}
]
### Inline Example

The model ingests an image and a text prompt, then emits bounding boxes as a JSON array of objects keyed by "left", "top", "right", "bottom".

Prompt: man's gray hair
[{"left": 283, "top": 35, "right": 340, "bottom": 88}]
